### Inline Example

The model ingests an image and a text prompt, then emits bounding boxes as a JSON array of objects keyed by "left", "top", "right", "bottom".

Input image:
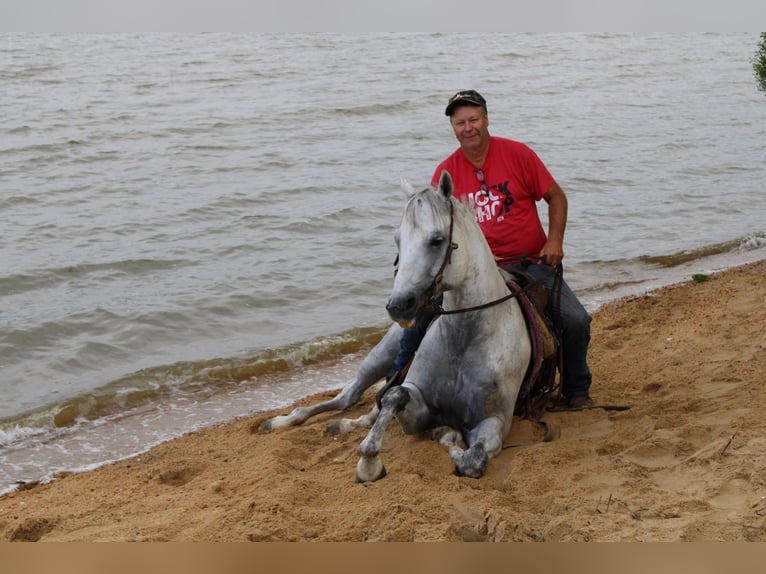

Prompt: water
[{"left": 2, "top": 33, "right": 765, "bottom": 494}]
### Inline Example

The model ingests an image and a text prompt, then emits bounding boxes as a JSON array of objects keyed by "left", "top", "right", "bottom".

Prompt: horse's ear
[
  {"left": 437, "top": 170, "right": 454, "bottom": 199},
  {"left": 400, "top": 176, "right": 416, "bottom": 198}
]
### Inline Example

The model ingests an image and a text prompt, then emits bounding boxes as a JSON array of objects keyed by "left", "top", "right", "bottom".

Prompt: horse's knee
[{"left": 379, "top": 385, "right": 410, "bottom": 410}]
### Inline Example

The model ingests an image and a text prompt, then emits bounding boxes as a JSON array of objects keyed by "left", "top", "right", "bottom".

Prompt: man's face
[{"left": 449, "top": 105, "right": 489, "bottom": 152}]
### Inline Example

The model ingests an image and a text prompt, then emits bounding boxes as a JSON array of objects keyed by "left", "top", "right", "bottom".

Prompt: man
[{"left": 389, "top": 89, "right": 593, "bottom": 409}]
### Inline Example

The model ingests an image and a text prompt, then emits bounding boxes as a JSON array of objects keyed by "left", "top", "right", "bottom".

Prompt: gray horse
[{"left": 262, "top": 170, "right": 531, "bottom": 481}]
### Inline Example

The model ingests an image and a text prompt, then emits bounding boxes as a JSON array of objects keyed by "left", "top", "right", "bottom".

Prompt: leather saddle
[{"left": 501, "top": 269, "right": 560, "bottom": 420}]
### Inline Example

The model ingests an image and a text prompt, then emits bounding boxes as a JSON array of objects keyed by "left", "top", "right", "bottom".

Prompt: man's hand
[
  {"left": 540, "top": 239, "right": 564, "bottom": 267},
  {"left": 542, "top": 183, "right": 568, "bottom": 267}
]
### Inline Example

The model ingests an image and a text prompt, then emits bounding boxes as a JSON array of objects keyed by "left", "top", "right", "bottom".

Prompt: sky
[{"left": 2, "top": 0, "right": 765, "bottom": 32}]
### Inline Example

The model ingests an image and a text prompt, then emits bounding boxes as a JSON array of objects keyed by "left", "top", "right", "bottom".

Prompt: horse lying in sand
[{"left": 262, "top": 171, "right": 532, "bottom": 481}]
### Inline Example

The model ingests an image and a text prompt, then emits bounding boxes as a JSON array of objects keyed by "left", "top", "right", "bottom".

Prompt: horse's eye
[{"left": 429, "top": 235, "right": 445, "bottom": 248}]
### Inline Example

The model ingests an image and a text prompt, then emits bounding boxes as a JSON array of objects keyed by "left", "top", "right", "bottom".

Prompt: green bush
[{"left": 754, "top": 32, "right": 766, "bottom": 94}]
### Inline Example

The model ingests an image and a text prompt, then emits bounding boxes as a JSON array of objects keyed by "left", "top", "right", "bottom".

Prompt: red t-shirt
[{"left": 431, "top": 136, "right": 555, "bottom": 260}]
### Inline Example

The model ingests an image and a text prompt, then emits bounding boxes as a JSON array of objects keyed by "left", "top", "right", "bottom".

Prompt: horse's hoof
[
  {"left": 325, "top": 420, "right": 343, "bottom": 436},
  {"left": 261, "top": 414, "right": 293, "bottom": 430},
  {"left": 432, "top": 426, "right": 462, "bottom": 447},
  {"left": 452, "top": 444, "right": 488, "bottom": 479},
  {"left": 356, "top": 456, "right": 386, "bottom": 483}
]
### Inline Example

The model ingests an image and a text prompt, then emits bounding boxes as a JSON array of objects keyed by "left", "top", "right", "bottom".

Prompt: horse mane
[
  {"left": 403, "top": 186, "right": 474, "bottom": 229},
  {"left": 402, "top": 186, "right": 497, "bottom": 272},
  {"left": 402, "top": 187, "right": 451, "bottom": 229}
]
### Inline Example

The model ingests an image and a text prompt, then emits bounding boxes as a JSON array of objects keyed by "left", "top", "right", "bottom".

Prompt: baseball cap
[{"left": 445, "top": 90, "right": 487, "bottom": 116}]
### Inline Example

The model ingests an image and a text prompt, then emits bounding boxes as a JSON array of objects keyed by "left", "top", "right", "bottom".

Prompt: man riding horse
[
  {"left": 390, "top": 90, "right": 594, "bottom": 410},
  {"left": 261, "top": 91, "right": 596, "bottom": 480}
]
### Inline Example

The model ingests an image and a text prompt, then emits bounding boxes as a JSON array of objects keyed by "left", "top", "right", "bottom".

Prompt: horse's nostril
[{"left": 386, "top": 292, "right": 419, "bottom": 319}]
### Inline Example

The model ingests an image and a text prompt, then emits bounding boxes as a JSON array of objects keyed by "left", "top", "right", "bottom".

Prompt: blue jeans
[
  {"left": 388, "top": 264, "right": 592, "bottom": 398},
  {"left": 522, "top": 263, "right": 592, "bottom": 398},
  {"left": 387, "top": 304, "right": 437, "bottom": 379}
]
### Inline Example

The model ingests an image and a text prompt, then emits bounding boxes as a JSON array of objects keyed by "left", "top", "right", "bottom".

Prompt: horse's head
[{"left": 386, "top": 170, "right": 463, "bottom": 327}]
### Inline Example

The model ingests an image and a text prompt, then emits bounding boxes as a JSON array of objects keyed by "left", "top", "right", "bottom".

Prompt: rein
[
  {"left": 432, "top": 283, "right": 523, "bottom": 316},
  {"left": 431, "top": 260, "right": 560, "bottom": 316}
]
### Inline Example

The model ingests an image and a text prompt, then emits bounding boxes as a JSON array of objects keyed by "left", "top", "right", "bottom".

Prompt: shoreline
[
  {"left": 3, "top": 246, "right": 765, "bottom": 498},
  {"left": 1, "top": 259, "right": 765, "bottom": 541}
]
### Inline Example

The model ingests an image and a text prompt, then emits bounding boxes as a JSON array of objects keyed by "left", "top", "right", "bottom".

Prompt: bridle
[
  {"left": 420, "top": 199, "right": 458, "bottom": 313},
  {"left": 420, "top": 197, "right": 555, "bottom": 317}
]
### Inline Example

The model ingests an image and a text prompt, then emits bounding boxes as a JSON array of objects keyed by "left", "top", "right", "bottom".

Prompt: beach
[
  {"left": 4, "top": 33, "right": 766, "bottom": 497},
  {"left": 1, "top": 259, "right": 764, "bottom": 542}
]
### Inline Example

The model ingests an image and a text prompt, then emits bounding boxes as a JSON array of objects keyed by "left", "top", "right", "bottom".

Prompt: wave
[
  {"left": 0, "top": 258, "right": 192, "bottom": 296},
  {"left": 0, "top": 325, "right": 388, "bottom": 443},
  {"left": 0, "top": 64, "right": 59, "bottom": 81},
  {"left": 638, "top": 233, "right": 766, "bottom": 268},
  {"left": 571, "top": 232, "right": 766, "bottom": 311},
  {"left": 332, "top": 102, "right": 410, "bottom": 116},
  {"left": 0, "top": 193, "right": 43, "bottom": 209}
]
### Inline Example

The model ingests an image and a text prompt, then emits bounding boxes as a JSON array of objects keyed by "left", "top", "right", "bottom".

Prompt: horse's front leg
[
  {"left": 260, "top": 324, "right": 401, "bottom": 431},
  {"left": 356, "top": 386, "right": 410, "bottom": 482},
  {"left": 261, "top": 379, "right": 376, "bottom": 431},
  {"left": 356, "top": 382, "right": 433, "bottom": 482},
  {"left": 449, "top": 415, "right": 508, "bottom": 479}
]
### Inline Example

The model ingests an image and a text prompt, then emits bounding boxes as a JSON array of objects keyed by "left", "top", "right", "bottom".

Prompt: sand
[{"left": 2, "top": 260, "right": 765, "bottom": 542}]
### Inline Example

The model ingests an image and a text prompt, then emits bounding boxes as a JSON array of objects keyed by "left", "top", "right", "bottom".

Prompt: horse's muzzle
[{"left": 386, "top": 290, "right": 420, "bottom": 327}]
